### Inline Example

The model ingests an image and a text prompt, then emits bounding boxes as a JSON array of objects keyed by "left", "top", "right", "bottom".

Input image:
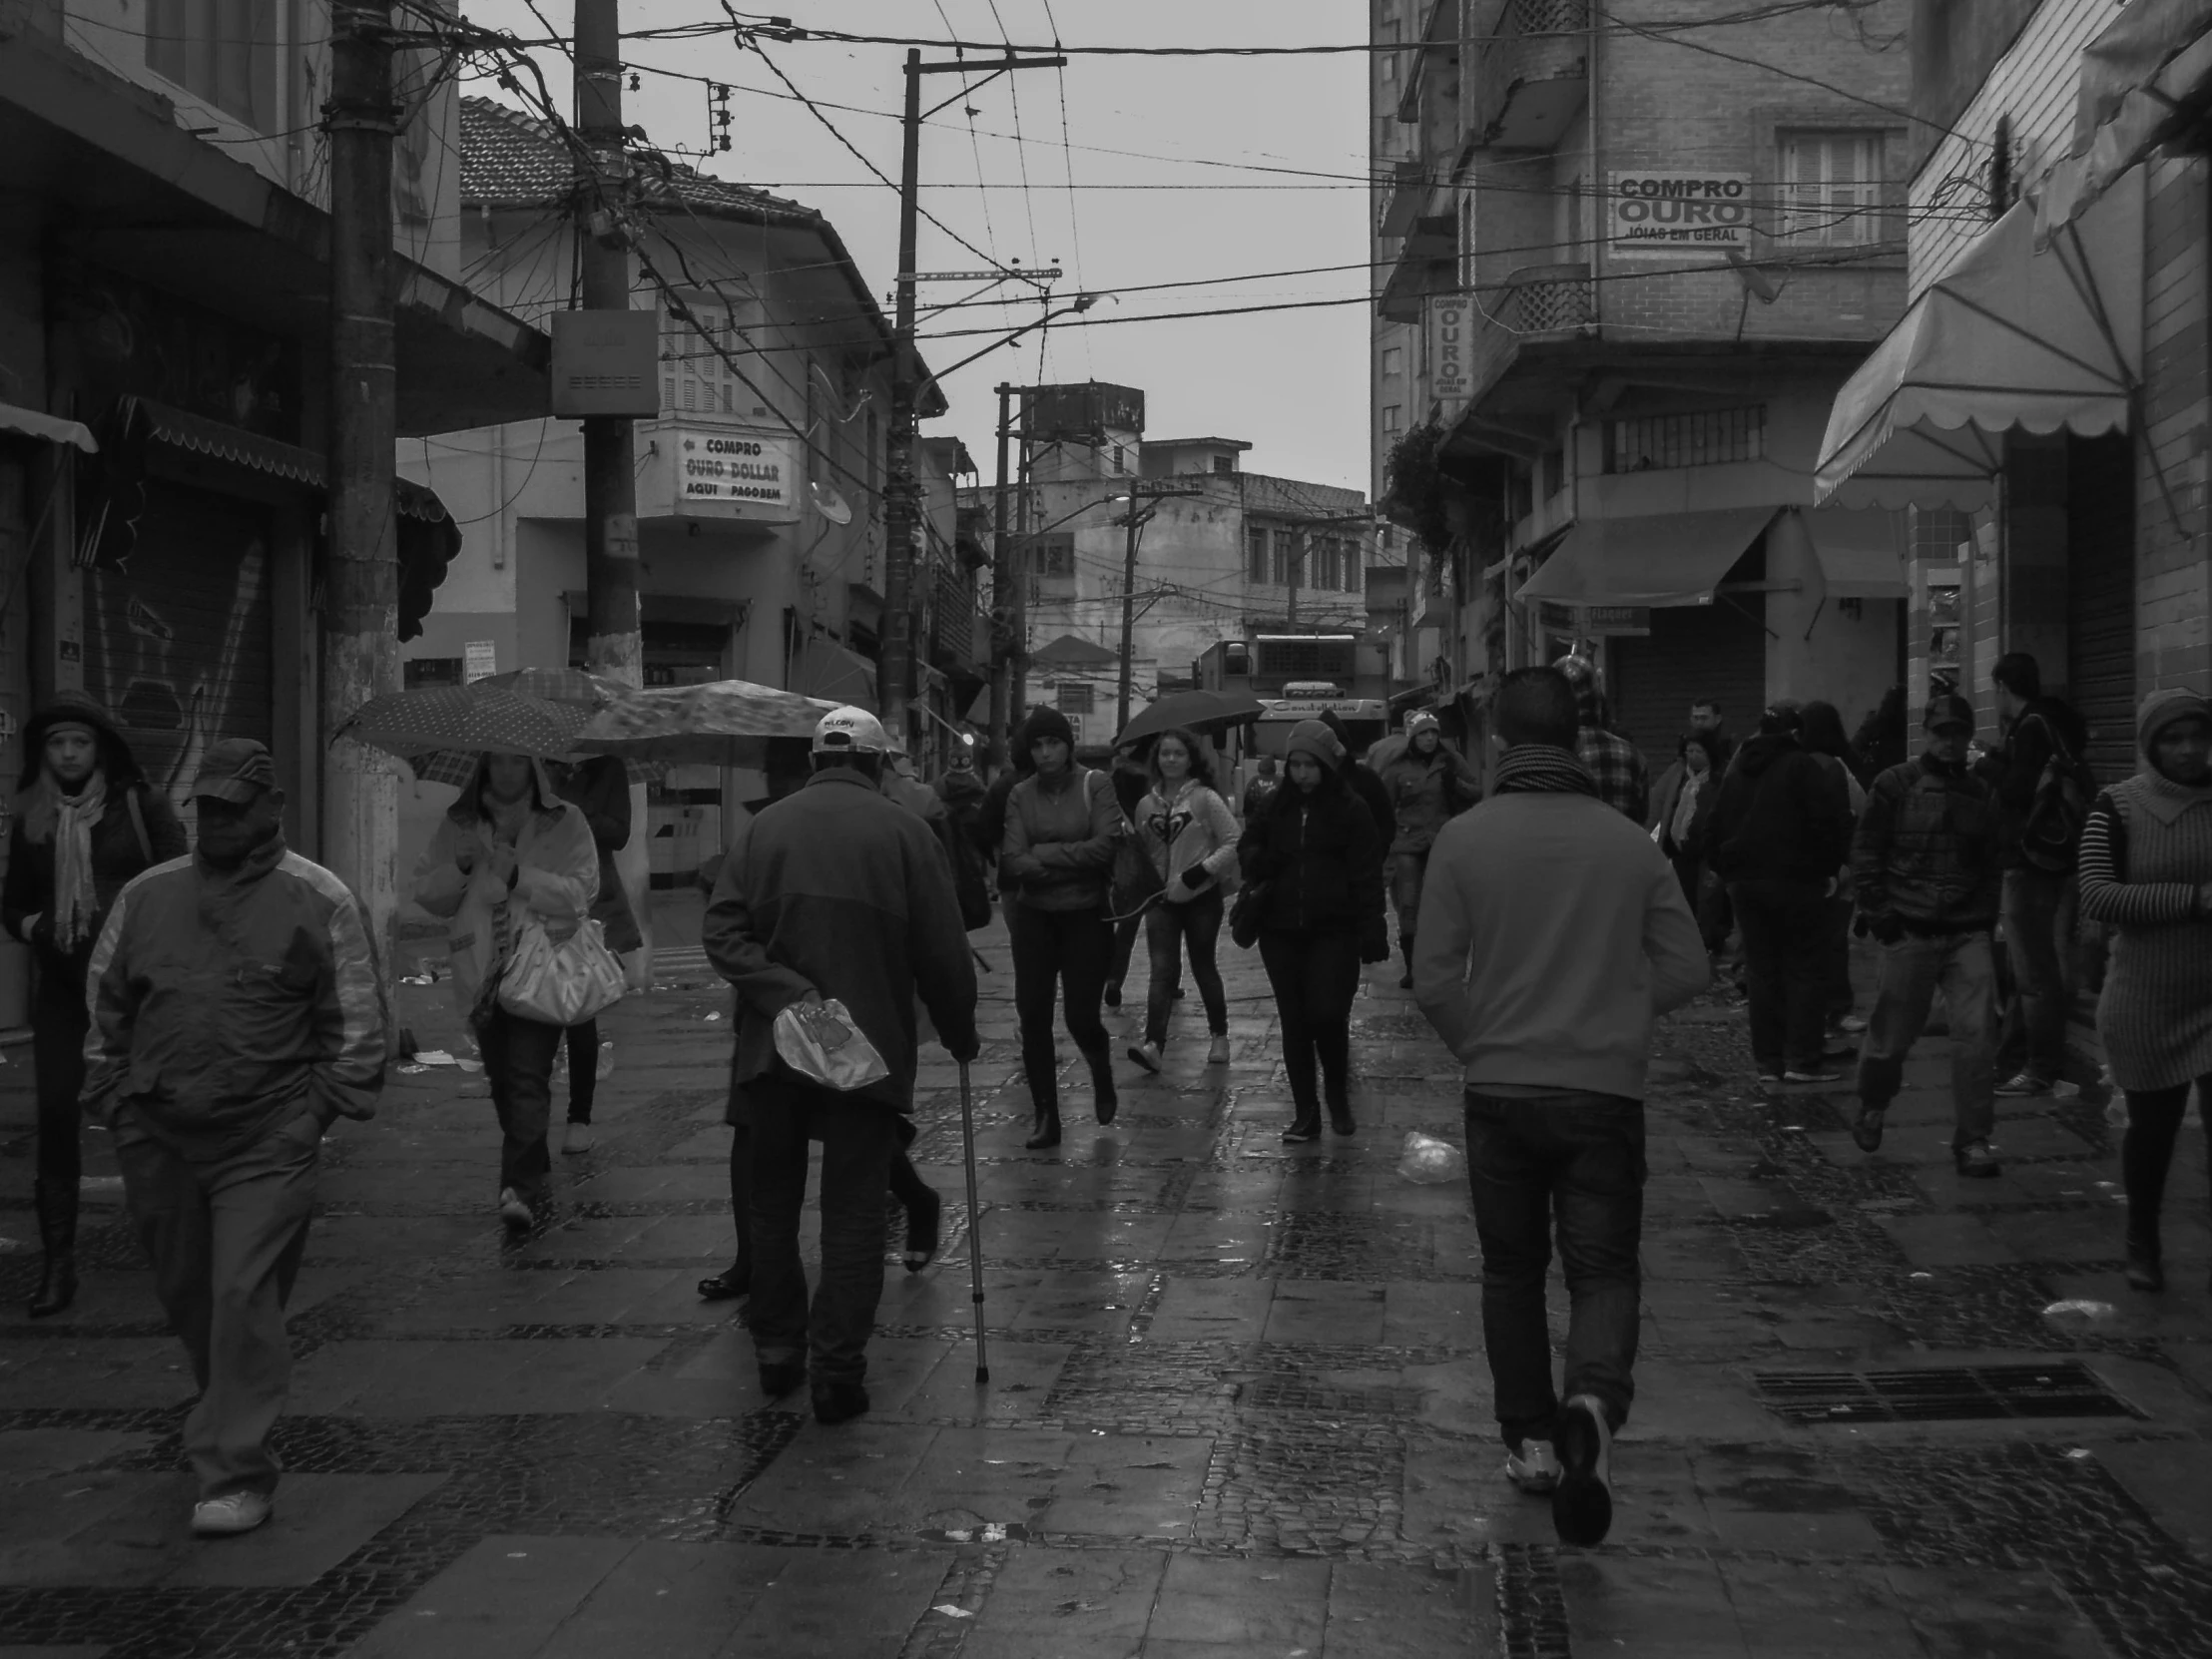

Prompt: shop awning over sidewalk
[
  {"left": 791, "top": 636, "right": 877, "bottom": 707},
  {"left": 1800, "top": 507, "right": 1910, "bottom": 599},
  {"left": 1514, "top": 506, "right": 1775, "bottom": 608},
  {"left": 1814, "top": 173, "right": 2143, "bottom": 511},
  {"left": 0, "top": 401, "right": 96, "bottom": 452},
  {"left": 2043, "top": 0, "right": 2212, "bottom": 229}
]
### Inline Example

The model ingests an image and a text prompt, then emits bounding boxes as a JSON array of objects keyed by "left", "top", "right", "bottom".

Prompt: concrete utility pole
[
  {"left": 987, "top": 381, "right": 1014, "bottom": 769},
  {"left": 323, "top": 0, "right": 400, "bottom": 946},
  {"left": 1116, "top": 502, "right": 1147, "bottom": 737}
]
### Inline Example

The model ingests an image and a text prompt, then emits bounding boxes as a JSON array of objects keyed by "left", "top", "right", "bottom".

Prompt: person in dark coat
[
  {"left": 1376, "top": 710, "right": 1481, "bottom": 989},
  {"left": 978, "top": 740, "right": 1034, "bottom": 897},
  {"left": 933, "top": 741, "right": 992, "bottom": 866},
  {"left": 704, "top": 705, "right": 977, "bottom": 1424},
  {"left": 1102, "top": 741, "right": 1153, "bottom": 1008},
  {"left": 1237, "top": 720, "right": 1388, "bottom": 1141},
  {"left": 551, "top": 756, "right": 642, "bottom": 1153},
  {"left": 2, "top": 691, "right": 187, "bottom": 1318}
]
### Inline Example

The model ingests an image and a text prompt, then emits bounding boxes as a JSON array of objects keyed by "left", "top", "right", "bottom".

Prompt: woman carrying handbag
[{"left": 411, "top": 752, "right": 600, "bottom": 1229}]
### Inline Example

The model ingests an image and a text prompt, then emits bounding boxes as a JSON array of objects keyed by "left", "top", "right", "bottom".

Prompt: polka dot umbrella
[{"left": 336, "top": 685, "right": 591, "bottom": 789}]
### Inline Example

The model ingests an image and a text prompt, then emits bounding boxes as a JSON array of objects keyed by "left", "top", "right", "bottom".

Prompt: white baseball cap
[{"left": 812, "top": 705, "right": 890, "bottom": 755}]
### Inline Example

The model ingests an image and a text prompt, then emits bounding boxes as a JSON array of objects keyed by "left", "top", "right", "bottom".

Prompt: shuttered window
[{"left": 1780, "top": 132, "right": 1886, "bottom": 247}]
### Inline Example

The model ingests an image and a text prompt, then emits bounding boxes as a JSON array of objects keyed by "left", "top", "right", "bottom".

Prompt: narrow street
[{"left": 1, "top": 908, "right": 2208, "bottom": 1657}]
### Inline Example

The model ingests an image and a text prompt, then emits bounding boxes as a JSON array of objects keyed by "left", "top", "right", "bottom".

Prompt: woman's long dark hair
[
  {"left": 1147, "top": 727, "right": 1217, "bottom": 793},
  {"left": 1799, "top": 701, "right": 1859, "bottom": 770},
  {"left": 1678, "top": 730, "right": 1721, "bottom": 770}
]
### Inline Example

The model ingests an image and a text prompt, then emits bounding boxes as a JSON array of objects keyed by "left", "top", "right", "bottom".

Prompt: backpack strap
[{"left": 124, "top": 786, "right": 153, "bottom": 866}]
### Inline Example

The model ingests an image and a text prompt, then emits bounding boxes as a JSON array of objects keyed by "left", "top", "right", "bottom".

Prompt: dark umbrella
[
  {"left": 337, "top": 685, "right": 588, "bottom": 773},
  {"left": 1114, "top": 690, "right": 1265, "bottom": 748}
]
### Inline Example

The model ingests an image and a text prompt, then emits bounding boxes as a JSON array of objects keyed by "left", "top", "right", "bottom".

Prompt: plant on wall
[{"left": 1382, "top": 420, "right": 1456, "bottom": 556}]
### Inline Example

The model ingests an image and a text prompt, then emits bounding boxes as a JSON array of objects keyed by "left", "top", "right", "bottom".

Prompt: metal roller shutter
[
  {"left": 84, "top": 481, "right": 275, "bottom": 830},
  {"left": 2065, "top": 435, "right": 2136, "bottom": 788},
  {"left": 1610, "top": 600, "right": 1769, "bottom": 772}
]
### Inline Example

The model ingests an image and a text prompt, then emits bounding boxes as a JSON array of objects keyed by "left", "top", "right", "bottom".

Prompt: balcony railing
[
  {"left": 1498, "top": 264, "right": 1596, "bottom": 334},
  {"left": 1473, "top": 0, "right": 1589, "bottom": 153}
]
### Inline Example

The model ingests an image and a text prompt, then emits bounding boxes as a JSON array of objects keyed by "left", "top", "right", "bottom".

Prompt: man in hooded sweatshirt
[
  {"left": 1552, "top": 654, "right": 1649, "bottom": 823},
  {"left": 1412, "top": 667, "right": 1708, "bottom": 1549},
  {"left": 82, "top": 740, "right": 390, "bottom": 1536}
]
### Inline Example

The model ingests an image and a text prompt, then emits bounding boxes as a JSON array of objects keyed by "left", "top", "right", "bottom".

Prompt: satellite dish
[{"left": 810, "top": 480, "right": 853, "bottom": 525}]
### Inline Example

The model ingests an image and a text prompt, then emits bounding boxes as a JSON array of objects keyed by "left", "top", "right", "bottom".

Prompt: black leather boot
[
  {"left": 1025, "top": 1096, "right": 1062, "bottom": 1149},
  {"left": 29, "top": 1179, "right": 78, "bottom": 1321},
  {"left": 2124, "top": 1230, "right": 2164, "bottom": 1292},
  {"left": 1398, "top": 933, "right": 1414, "bottom": 990},
  {"left": 1088, "top": 1050, "right": 1119, "bottom": 1126}
]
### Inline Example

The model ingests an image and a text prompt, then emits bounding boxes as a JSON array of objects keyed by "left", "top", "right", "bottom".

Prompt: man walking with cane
[
  {"left": 1412, "top": 669, "right": 1708, "bottom": 1546},
  {"left": 704, "top": 707, "right": 979, "bottom": 1424}
]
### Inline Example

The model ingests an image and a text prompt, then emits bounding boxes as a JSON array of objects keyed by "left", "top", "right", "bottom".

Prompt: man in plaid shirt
[{"left": 1554, "top": 655, "right": 1649, "bottom": 824}]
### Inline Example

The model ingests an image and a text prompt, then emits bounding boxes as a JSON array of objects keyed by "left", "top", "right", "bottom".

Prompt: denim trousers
[
  {"left": 1007, "top": 902, "right": 1113, "bottom": 1108},
  {"left": 1854, "top": 930, "right": 1997, "bottom": 1149},
  {"left": 2000, "top": 868, "right": 2075, "bottom": 1079},
  {"left": 1144, "top": 888, "right": 1227, "bottom": 1046},
  {"left": 476, "top": 1006, "right": 563, "bottom": 1201},
  {"left": 1730, "top": 878, "right": 1831, "bottom": 1073},
  {"left": 1462, "top": 1091, "right": 1646, "bottom": 1447},
  {"left": 746, "top": 1075, "right": 898, "bottom": 1384},
  {"left": 1389, "top": 850, "right": 1428, "bottom": 935},
  {"left": 114, "top": 1105, "right": 321, "bottom": 1498}
]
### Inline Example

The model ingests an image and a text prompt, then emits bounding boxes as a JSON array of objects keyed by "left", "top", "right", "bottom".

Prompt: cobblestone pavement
[{"left": 2, "top": 905, "right": 2208, "bottom": 1657}]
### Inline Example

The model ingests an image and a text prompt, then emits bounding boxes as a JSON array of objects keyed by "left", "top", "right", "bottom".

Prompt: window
[
  {"left": 1274, "top": 529, "right": 1300, "bottom": 588},
  {"left": 1380, "top": 20, "right": 1400, "bottom": 85},
  {"left": 1248, "top": 526, "right": 1272, "bottom": 583},
  {"left": 146, "top": 0, "right": 277, "bottom": 131},
  {"left": 1028, "top": 533, "right": 1076, "bottom": 603},
  {"left": 1342, "top": 550, "right": 1363, "bottom": 595},
  {"left": 1055, "top": 682, "right": 1095, "bottom": 715},
  {"left": 1604, "top": 406, "right": 1766, "bottom": 472},
  {"left": 1910, "top": 506, "right": 1977, "bottom": 562},
  {"left": 1382, "top": 404, "right": 1403, "bottom": 433},
  {"left": 403, "top": 657, "right": 464, "bottom": 690},
  {"left": 1112, "top": 444, "right": 1127, "bottom": 473},
  {"left": 1381, "top": 346, "right": 1402, "bottom": 377},
  {"left": 663, "top": 306, "right": 754, "bottom": 424},
  {"left": 1214, "top": 454, "right": 1236, "bottom": 474},
  {"left": 1779, "top": 132, "right": 1886, "bottom": 247}
]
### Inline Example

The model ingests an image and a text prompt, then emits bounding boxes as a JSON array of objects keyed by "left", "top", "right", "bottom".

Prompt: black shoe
[
  {"left": 2124, "top": 1235, "right": 2164, "bottom": 1292},
  {"left": 1024, "top": 1109, "right": 1062, "bottom": 1150},
  {"left": 1328, "top": 1105, "right": 1356, "bottom": 1136},
  {"left": 1171, "top": 986, "right": 1184, "bottom": 1001},
  {"left": 1281, "top": 1117, "right": 1322, "bottom": 1144},
  {"left": 1102, "top": 983, "right": 1122, "bottom": 1008},
  {"left": 1552, "top": 1395, "right": 1614, "bottom": 1546},
  {"left": 1092, "top": 1065, "right": 1118, "bottom": 1127},
  {"left": 28, "top": 1179, "right": 78, "bottom": 1321},
  {"left": 758, "top": 1360, "right": 807, "bottom": 1398},
  {"left": 813, "top": 1380, "right": 870, "bottom": 1424},
  {"left": 697, "top": 1261, "right": 751, "bottom": 1301},
  {"left": 902, "top": 1187, "right": 942, "bottom": 1273},
  {"left": 1851, "top": 1104, "right": 1886, "bottom": 1154},
  {"left": 1398, "top": 971, "right": 1414, "bottom": 990},
  {"left": 1954, "top": 1141, "right": 2001, "bottom": 1179}
]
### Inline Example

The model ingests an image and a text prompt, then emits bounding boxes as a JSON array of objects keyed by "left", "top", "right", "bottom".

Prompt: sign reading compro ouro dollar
[
  {"left": 1608, "top": 173, "right": 1751, "bottom": 259},
  {"left": 1428, "top": 296, "right": 1472, "bottom": 411},
  {"left": 653, "top": 428, "right": 801, "bottom": 523}
]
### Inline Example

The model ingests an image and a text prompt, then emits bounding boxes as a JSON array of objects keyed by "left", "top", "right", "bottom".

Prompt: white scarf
[{"left": 53, "top": 773, "right": 109, "bottom": 950}]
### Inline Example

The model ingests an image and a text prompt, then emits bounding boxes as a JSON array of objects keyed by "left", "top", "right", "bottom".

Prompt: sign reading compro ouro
[
  {"left": 1608, "top": 173, "right": 1751, "bottom": 259},
  {"left": 1428, "top": 296, "right": 1472, "bottom": 410},
  {"left": 648, "top": 428, "right": 802, "bottom": 523}
]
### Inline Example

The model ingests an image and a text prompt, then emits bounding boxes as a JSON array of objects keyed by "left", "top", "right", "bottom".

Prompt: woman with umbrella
[{"left": 411, "top": 752, "right": 598, "bottom": 1229}]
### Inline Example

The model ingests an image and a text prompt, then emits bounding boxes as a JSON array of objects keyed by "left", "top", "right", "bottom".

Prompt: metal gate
[
  {"left": 1610, "top": 600, "right": 1769, "bottom": 770},
  {"left": 2066, "top": 435, "right": 2136, "bottom": 788}
]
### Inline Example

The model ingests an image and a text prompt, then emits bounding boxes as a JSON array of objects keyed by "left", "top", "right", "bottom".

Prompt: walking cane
[{"left": 956, "top": 1060, "right": 990, "bottom": 1383}]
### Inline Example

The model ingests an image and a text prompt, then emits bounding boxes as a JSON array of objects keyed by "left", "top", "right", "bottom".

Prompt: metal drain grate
[{"left": 1755, "top": 1363, "right": 2140, "bottom": 1423}]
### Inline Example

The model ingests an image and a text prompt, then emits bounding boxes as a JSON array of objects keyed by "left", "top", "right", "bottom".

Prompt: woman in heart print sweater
[{"left": 1126, "top": 728, "right": 1242, "bottom": 1074}]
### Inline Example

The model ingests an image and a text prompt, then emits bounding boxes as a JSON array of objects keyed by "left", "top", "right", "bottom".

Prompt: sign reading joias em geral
[{"left": 1608, "top": 173, "right": 1751, "bottom": 259}]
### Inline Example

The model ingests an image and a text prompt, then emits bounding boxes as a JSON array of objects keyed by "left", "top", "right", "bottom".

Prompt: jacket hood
[
  {"left": 1287, "top": 719, "right": 1346, "bottom": 771},
  {"left": 446, "top": 753, "right": 565, "bottom": 824},
  {"left": 1733, "top": 731, "right": 1799, "bottom": 778},
  {"left": 16, "top": 693, "right": 147, "bottom": 792},
  {"left": 2136, "top": 688, "right": 2209, "bottom": 758},
  {"left": 1018, "top": 706, "right": 1076, "bottom": 752}
]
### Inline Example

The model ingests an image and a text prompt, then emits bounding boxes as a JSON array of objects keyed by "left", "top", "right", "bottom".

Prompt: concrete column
[{"left": 1764, "top": 509, "right": 1825, "bottom": 703}]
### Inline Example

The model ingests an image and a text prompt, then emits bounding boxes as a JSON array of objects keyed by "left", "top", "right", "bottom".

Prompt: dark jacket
[
  {"left": 1705, "top": 732, "right": 1855, "bottom": 886},
  {"left": 1853, "top": 752, "right": 2002, "bottom": 933},
  {"left": 555, "top": 755, "right": 642, "bottom": 954},
  {"left": 82, "top": 833, "right": 391, "bottom": 1152},
  {"left": 1974, "top": 696, "right": 2089, "bottom": 868},
  {"left": 979, "top": 762, "right": 1030, "bottom": 867},
  {"left": 1236, "top": 775, "right": 1386, "bottom": 950},
  {"left": 1001, "top": 767, "right": 1120, "bottom": 911},
  {"left": 1378, "top": 743, "right": 1479, "bottom": 855},
  {"left": 703, "top": 768, "right": 977, "bottom": 1113},
  {"left": 3, "top": 695, "right": 189, "bottom": 997},
  {"left": 934, "top": 767, "right": 991, "bottom": 862}
]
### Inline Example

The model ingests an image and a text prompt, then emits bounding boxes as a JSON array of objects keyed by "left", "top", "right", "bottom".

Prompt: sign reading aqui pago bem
[{"left": 1608, "top": 173, "right": 1751, "bottom": 259}]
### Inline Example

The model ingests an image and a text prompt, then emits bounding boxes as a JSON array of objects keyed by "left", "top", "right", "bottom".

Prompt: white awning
[
  {"left": 0, "top": 400, "right": 95, "bottom": 451},
  {"left": 1800, "top": 507, "right": 1909, "bottom": 599},
  {"left": 1815, "top": 169, "right": 2144, "bottom": 511}
]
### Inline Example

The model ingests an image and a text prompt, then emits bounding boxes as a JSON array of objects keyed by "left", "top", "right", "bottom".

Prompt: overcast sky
[{"left": 458, "top": 1, "right": 1374, "bottom": 492}]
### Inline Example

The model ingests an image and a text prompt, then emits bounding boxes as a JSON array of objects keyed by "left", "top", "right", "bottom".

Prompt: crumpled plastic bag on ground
[
  {"left": 1397, "top": 1130, "right": 1466, "bottom": 1185},
  {"left": 775, "top": 998, "right": 890, "bottom": 1092},
  {"left": 2042, "top": 1298, "right": 2118, "bottom": 1328}
]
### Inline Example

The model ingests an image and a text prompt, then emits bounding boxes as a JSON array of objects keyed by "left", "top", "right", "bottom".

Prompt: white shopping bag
[{"left": 774, "top": 997, "right": 891, "bottom": 1092}]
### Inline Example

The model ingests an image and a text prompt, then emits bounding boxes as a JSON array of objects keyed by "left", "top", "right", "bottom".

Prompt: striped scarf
[
  {"left": 52, "top": 774, "right": 109, "bottom": 950},
  {"left": 1492, "top": 744, "right": 1599, "bottom": 799}
]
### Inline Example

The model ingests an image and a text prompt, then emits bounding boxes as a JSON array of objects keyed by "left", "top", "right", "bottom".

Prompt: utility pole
[
  {"left": 1288, "top": 526, "right": 1306, "bottom": 628},
  {"left": 987, "top": 381, "right": 1014, "bottom": 769},
  {"left": 882, "top": 49, "right": 1064, "bottom": 746},
  {"left": 323, "top": 0, "right": 399, "bottom": 949},
  {"left": 1116, "top": 502, "right": 1146, "bottom": 737}
]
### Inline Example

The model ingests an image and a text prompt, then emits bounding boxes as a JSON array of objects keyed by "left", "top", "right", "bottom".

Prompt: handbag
[
  {"left": 1229, "top": 878, "right": 1273, "bottom": 949},
  {"left": 497, "top": 915, "right": 628, "bottom": 1026},
  {"left": 1108, "top": 830, "right": 1167, "bottom": 920}
]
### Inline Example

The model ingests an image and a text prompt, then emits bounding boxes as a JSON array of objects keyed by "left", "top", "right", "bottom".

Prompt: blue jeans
[
  {"left": 1854, "top": 931, "right": 1997, "bottom": 1149},
  {"left": 1463, "top": 1090, "right": 1646, "bottom": 1447},
  {"left": 746, "top": 1075, "right": 898, "bottom": 1385},
  {"left": 2000, "top": 868, "right": 2074, "bottom": 1079},
  {"left": 1145, "top": 887, "right": 1226, "bottom": 1046}
]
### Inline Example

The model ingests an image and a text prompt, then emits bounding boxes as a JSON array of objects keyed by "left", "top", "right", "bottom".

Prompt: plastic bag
[
  {"left": 775, "top": 998, "right": 890, "bottom": 1092},
  {"left": 1397, "top": 1130, "right": 1466, "bottom": 1185}
]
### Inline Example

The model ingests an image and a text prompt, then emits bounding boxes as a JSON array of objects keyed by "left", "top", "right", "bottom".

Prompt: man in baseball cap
[
  {"left": 82, "top": 737, "right": 389, "bottom": 1536},
  {"left": 1847, "top": 692, "right": 2005, "bottom": 1177}
]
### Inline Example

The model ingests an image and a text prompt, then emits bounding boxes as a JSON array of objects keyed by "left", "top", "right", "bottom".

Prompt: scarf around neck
[
  {"left": 53, "top": 773, "right": 109, "bottom": 950},
  {"left": 1492, "top": 744, "right": 1598, "bottom": 799}
]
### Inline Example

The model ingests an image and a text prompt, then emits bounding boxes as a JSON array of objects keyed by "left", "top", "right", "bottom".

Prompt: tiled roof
[{"left": 459, "top": 96, "right": 813, "bottom": 227}]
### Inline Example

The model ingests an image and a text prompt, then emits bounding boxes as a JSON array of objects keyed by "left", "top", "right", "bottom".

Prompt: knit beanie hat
[
  {"left": 2137, "top": 688, "right": 2211, "bottom": 756},
  {"left": 1287, "top": 719, "right": 1345, "bottom": 771},
  {"left": 1019, "top": 706, "right": 1077, "bottom": 751}
]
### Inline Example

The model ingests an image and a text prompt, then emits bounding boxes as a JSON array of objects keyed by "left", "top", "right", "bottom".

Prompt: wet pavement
[{"left": 1, "top": 903, "right": 2208, "bottom": 1657}]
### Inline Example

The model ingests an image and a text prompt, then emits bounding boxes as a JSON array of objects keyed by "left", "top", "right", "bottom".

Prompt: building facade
[{"left": 1371, "top": 0, "right": 1917, "bottom": 758}]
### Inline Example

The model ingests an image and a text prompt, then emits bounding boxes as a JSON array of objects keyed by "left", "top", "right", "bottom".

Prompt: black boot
[
  {"left": 28, "top": 1179, "right": 78, "bottom": 1321},
  {"left": 1088, "top": 1050, "right": 1119, "bottom": 1127},
  {"left": 1282, "top": 1109, "right": 1322, "bottom": 1144},
  {"left": 1398, "top": 933, "right": 1414, "bottom": 991},
  {"left": 697, "top": 1257, "right": 751, "bottom": 1301},
  {"left": 1025, "top": 1095, "right": 1062, "bottom": 1150},
  {"left": 1329, "top": 1097, "right": 1357, "bottom": 1137},
  {"left": 2124, "top": 1229, "right": 2164, "bottom": 1293}
]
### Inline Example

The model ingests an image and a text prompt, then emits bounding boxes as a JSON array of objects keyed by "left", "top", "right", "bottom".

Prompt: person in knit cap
[
  {"left": 2076, "top": 688, "right": 2212, "bottom": 1293},
  {"left": 1552, "top": 653, "right": 1649, "bottom": 824},
  {"left": 1, "top": 693, "right": 186, "bottom": 1319},
  {"left": 1378, "top": 709, "right": 1481, "bottom": 989},
  {"left": 1236, "top": 718, "right": 1387, "bottom": 1141}
]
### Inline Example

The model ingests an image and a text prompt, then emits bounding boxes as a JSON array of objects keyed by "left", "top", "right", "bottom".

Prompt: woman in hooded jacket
[
  {"left": 411, "top": 752, "right": 597, "bottom": 1229},
  {"left": 1237, "top": 720, "right": 1388, "bottom": 1142},
  {"left": 2, "top": 694, "right": 187, "bottom": 1316}
]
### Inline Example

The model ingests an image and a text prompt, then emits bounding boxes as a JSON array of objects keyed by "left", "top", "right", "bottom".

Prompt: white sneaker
[
  {"left": 1127, "top": 1041, "right": 1163, "bottom": 1074},
  {"left": 1208, "top": 1035, "right": 1231, "bottom": 1065},
  {"left": 1505, "top": 1438, "right": 1561, "bottom": 1493},
  {"left": 1553, "top": 1395, "right": 1613, "bottom": 1546},
  {"left": 560, "top": 1122, "right": 596, "bottom": 1154},
  {"left": 498, "top": 1187, "right": 533, "bottom": 1229},
  {"left": 192, "top": 1491, "right": 272, "bottom": 1536},
  {"left": 1836, "top": 1013, "right": 1868, "bottom": 1034}
]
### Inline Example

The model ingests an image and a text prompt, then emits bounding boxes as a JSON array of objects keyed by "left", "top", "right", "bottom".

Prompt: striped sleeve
[
  {"left": 2076, "top": 794, "right": 2200, "bottom": 927},
  {"left": 284, "top": 853, "right": 392, "bottom": 1122}
]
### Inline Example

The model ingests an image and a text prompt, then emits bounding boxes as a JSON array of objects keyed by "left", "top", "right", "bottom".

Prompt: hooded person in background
[
  {"left": 1237, "top": 719, "right": 1388, "bottom": 1141},
  {"left": 82, "top": 739, "right": 389, "bottom": 1536},
  {"left": 933, "top": 739, "right": 992, "bottom": 868},
  {"left": 549, "top": 755, "right": 642, "bottom": 1155},
  {"left": 1552, "top": 655, "right": 1649, "bottom": 824},
  {"left": 1378, "top": 709, "right": 1481, "bottom": 989},
  {"left": 1319, "top": 707, "right": 1398, "bottom": 855},
  {"left": 1243, "top": 756, "right": 1283, "bottom": 820},
  {"left": 2, "top": 693, "right": 187, "bottom": 1319}
]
